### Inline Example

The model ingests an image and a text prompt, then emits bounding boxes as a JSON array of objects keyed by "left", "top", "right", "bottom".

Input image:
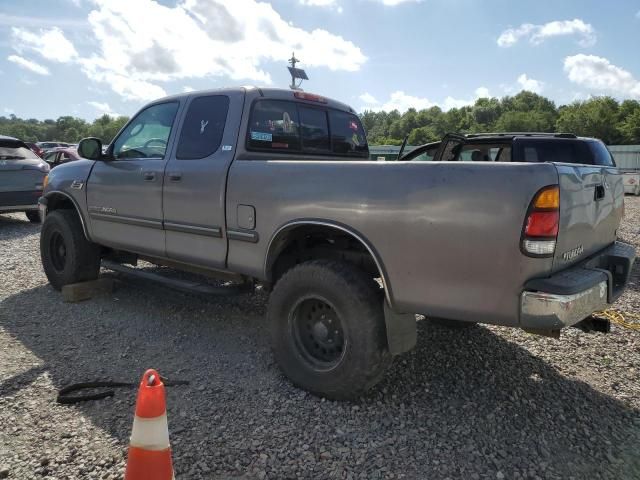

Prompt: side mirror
[{"left": 78, "top": 137, "right": 104, "bottom": 161}]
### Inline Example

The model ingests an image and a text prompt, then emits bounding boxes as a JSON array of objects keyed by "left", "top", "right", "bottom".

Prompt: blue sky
[{"left": 1, "top": 0, "right": 639, "bottom": 120}]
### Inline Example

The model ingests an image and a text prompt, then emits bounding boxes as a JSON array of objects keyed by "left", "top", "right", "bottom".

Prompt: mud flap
[{"left": 383, "top": 301, "right": 417, "bottom": 356}]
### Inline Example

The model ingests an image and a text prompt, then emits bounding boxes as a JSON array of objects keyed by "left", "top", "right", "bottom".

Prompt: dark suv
[{"left": 401, "top": 132, "right": 616, "bottom": 166}]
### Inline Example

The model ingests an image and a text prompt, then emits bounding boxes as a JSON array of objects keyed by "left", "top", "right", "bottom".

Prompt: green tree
[{"left": 556, "top": 97, "right": 622, "bottom": 144}]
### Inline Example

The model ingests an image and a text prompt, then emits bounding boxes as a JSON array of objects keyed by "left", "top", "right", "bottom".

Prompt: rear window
[
  {"left": 0, "top": 142, "right": 39, "bottom": 160},
  {"left": 176, "top": 95, "right": 230, "bottom": 160},
  {"left": 300, "top": 107, "right": 330, "bottom": 152},
  {"left": 247, "top": 100, "right": 301, "bottom": 151},
  {"left": 518, "top": 139, "right": 613, "bottom": 166},
  {"left": 247, "top": 100, "right": 368, "bottom": 158},
  {"left": 329, "top": 110, "right": 368, "bottom": 157}
]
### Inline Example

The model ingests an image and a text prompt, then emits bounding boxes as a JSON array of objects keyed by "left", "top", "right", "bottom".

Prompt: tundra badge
[{"left": 562, "top": 245, "right": 584, "bottom": 262}]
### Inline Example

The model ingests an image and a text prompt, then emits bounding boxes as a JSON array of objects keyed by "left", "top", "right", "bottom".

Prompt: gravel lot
[{"left": 1, "top": 199, "right": 640, "bottom": 480}]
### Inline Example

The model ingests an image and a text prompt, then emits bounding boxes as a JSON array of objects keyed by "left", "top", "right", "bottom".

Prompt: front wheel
[
  {"left": 268, "top": 260, "right": 391, "bottom": 400},
  {"left": 40, "top": 210, "right": 101, "bottom": 291}
]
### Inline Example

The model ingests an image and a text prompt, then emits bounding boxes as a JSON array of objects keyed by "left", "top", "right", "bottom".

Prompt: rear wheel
[
  {"left": 40, "top": 210, "right": 101, "bottom": 291},
  {"left": 268, "top": 260, "right": 391, "bottom": 400},
  {"left": 25, "top": 210, "right": 40, "bottom": 223}
]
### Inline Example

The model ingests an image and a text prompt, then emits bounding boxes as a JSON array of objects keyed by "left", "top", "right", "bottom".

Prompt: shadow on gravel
[
  {"left": 1, "top": 279, "right": 639, "bottom": 479},
  {"left": 0, "top": 214, "right": 40, "bottom": 240}
]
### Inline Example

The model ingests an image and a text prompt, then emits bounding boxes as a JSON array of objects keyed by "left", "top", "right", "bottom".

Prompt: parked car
[
  {"left": 25, "top": 142, "right": 44, "bottom": 158},
  {"left": 43, "top": 147, "right": 80, "bottom": 169},
  {"left": 0, "top": 135, "right": 49, "bottom": 222},
  {"left": 36, "top": 141, "right": 71, "bottom": 154},
  {"left": 401, "top": 132, "right": 617, "bottom": 166},
  {"left": 38, "top": 88, "right": 635, "bottom": 399}
]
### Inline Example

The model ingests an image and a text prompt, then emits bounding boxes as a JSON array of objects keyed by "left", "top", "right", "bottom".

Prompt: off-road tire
[
  {"left": 268, "top": 260, "right": 391, "bottom": 400},
  {"left": 25, "top": 210, "right": 40, "bottom": 223},
  {"left": 40, "top": 210, "right": 101, "bottom": 291}
]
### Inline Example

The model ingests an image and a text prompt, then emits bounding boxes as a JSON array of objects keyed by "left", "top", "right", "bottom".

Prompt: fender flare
[
  {"left": 265, "top": 219, "right": 415, "bottom": 356},
  {"left": 42, "top": 190, "right": 91, "bottom": 240}
]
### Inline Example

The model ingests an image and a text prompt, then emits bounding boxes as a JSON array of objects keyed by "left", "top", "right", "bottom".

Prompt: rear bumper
[
  {"left": 520, "top": 242, "right": 635, "bottom": 330},
  {"left": 0, "top": 190, "right": 41, "bottom": 213}
]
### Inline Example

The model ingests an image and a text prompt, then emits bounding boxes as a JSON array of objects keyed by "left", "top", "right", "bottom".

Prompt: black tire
[
  {"left": 25, "top": 210, "right": 40, "bottom": 223},
  {"left": 268, "top": 260, "right": 391, "bottom": 400},
  {"left": 428, "top": 317, "right": 476, "bottom": 329},
  {"left": 40, "top": 210, "right": 101, "bottom": 291}
]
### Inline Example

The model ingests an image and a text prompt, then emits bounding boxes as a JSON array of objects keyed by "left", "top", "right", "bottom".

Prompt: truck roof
[{"left": 153, "top": 86, "right": 357, "bottom": 115}]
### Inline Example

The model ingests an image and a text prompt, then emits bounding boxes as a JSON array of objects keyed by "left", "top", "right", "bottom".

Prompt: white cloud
[
  {"left": 76, "top": 0, "right": 365, "bottom": 101},
  {"left": 11, "top": 27, "right": 78, "bottom": 63},
  {"left": 637, "top": 10, "right": 640, "bottom": 19},
  {"left": 299, "top": 0, "right": 342, "bottom": 11},
  {"left": 365, "top": 87, "right": 490, "bottom": 113},
  {"left": 183, "top": 86, "right": 196, "bottom": 92},
  {"left": 475, "top": 87, "right": 490, "bottom": 98},
  {"left": 0, "top": 13, "right": 88, "bottom": 29},
  {"left": 517, "top": 74, "right": 544, "bottom": 93},
  {"left": 359, "top": 92, "right": 379, "bottom": 104},
  {"left": 564, "top": 54, "right": 640, "bottom": 99},
  {"left": 7, "top": 55, "right": 50, "bottom": 76},
  {"left": 8, "top": 0, "right": 366, "bottom": 103},
  {"left": 87, "top": 101, "right": 121, "bottom": 117},
  {"left": 498, "top": 19, "right": 595, "bottom": 47},
  {"left": 3, "top": 108, "right": 14, "bottom": 115}
]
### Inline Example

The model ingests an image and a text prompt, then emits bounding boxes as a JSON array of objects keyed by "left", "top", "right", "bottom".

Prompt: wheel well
[
  {"left": 45, "top": 193, "right": 89, "bottom": 239},
  {"left": 47, "top": 193, "right": 75, "bottom": 212},
  {"left": 267, "top": 224, "right": 385, "bottom": 288}
]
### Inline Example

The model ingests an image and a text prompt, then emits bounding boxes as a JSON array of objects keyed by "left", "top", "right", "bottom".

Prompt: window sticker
[
  {"left": 222, "top": 145, "right": 232, "bottom": 151},
  {"left": 251, "top": 131, "right": 273, "bottom": 142}
]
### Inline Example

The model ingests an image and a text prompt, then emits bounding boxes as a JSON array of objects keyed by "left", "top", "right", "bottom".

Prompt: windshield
[{"left": 0, "top": 143, "right": 40, "bottom": 160}]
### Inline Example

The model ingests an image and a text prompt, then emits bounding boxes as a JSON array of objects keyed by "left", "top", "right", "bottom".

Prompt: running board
[{"left": 101, "top": 260, "right": 253, "bottom": 296}]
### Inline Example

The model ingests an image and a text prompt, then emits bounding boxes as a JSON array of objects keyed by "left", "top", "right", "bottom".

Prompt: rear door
[
  {"left": 162, "top": 91, "right": 244, "bottom": 269},
  {"left": 515, "top": 138, "right": 623, "bottom": 270}
]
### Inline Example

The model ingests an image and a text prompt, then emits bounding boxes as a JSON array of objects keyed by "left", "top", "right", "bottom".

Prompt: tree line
[
  {"left": 0, "top": 114, "right": 129, "bottom": 145},
  {"left": 2, "top": 91, "right": 639, "bottom": 147},
  {"left": 360, "top": 91, "right": 640, "bottom": 146}
]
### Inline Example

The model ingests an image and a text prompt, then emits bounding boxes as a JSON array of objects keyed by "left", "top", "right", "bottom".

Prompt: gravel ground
[{"left": 1, "top": 199, "right": 640, "bottom": 480}]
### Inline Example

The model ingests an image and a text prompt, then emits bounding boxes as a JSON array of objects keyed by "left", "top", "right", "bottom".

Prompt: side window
[
  {"left": 300, "top": 107, "right": 330, "bottom": 152},
  {"left": 247, "top": 100, "right": 300, "bottom": 151},
  {"left": 44, "top": 152, "right": 58, "bottom": 164},
  {"left": 113, "top": 102, "right": 179, "bottom": 160},
  {"left": 176, "top": 95, "right": 229, "bottom": 160},
  {"left": 328, "top": 110, "right": 368, "bottom": 157},
  {"left": 588, "top": 141, "right": 615, "bottom": 166}
]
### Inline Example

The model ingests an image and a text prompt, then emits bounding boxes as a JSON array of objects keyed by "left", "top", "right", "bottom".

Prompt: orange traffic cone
[{"left": 124, "top": 369, "right": 174, "bottom": 480}]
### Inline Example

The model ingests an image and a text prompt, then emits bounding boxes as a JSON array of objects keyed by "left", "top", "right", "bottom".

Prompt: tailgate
[
  {"left": 0, "top": 160, "right": 46, "bottom": 193},
  {"left": 553, "top": 164, "right": 624, "bottom": 271}
]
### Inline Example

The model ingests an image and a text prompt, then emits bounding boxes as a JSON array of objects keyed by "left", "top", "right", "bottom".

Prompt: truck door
[
  {"left": 86, "top": 101, "right": 180, "bottom": 256},
  {"left": 162, "top": 91, "right": 244, "bottom": 269}
]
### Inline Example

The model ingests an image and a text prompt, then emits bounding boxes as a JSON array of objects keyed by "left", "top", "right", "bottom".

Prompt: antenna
[{"left": 287, "top": 52, "right": 308, "bottom": 91}]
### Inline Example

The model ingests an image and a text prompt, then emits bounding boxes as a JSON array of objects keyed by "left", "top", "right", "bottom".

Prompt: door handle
[
  {"left": 595, "top": 184, "right": 605, "bottom": 201},
  {"left": 168, "top": 172, "right": 182, "bottom": 182},
  {"left": 142, "top": 171, "right": 156, "bottom": 181}
]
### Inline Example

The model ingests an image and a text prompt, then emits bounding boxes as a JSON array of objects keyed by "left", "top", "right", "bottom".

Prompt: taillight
[{"left": 522, "top": 186, "right": 559, "bottom": 257}]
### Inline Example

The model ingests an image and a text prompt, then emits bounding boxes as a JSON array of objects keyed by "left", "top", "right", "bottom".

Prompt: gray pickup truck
[{"left": 38, "top": 87, "right": 635, "bottom": 399}]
